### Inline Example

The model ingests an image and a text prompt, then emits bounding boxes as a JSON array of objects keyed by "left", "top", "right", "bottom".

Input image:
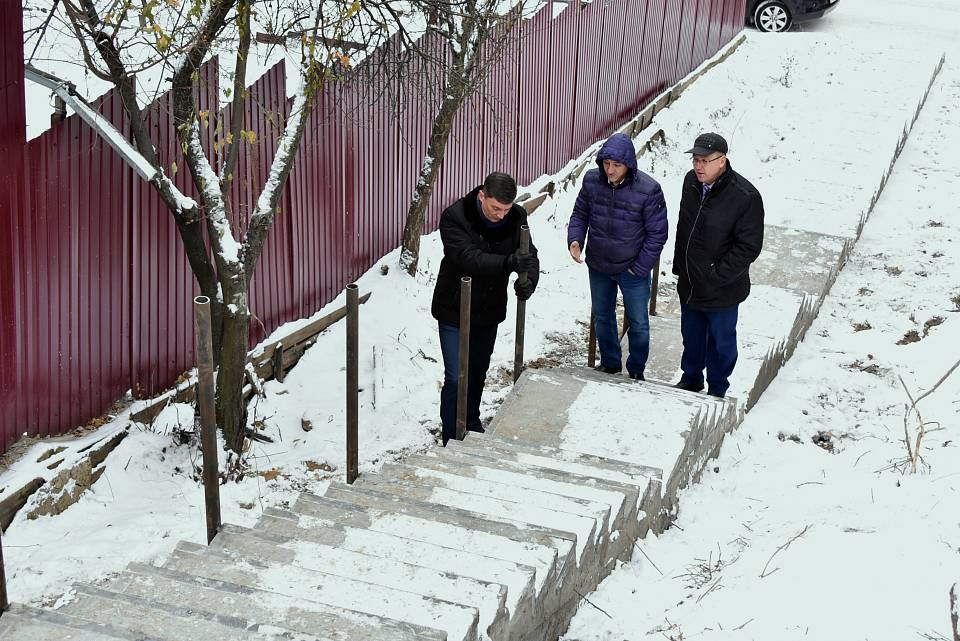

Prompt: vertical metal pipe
[
  {"left": 456, "top": 277, "right": 472, "bottom": 441},
  {"left": 587, "top": 310, "right": 597, "bottom": 368},
  {"left": 0, "top": 532, "right": 8, "bottom": 614},
  {"left": 273, "top": 342, "right": 285, "bottom": 383},
  {"left": 346, "top": 284, "right": 359, "bottom": 484},
  {"left": 193, "top": 296, "right": 221, "bottom": 545},
  {"left": 649, "top": 258, "right": 660, "bottom": 316},
  {"left": 513, "top": 226, "right": 531, "bottom": 383}
]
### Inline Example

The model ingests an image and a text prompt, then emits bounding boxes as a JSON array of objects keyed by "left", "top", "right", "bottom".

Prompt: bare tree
[
  {"left": 397, "top": 0, "right": 526, "bottom": 275},
  {"left": 30, "top": 0, "right": 391, "bottom": 451}
]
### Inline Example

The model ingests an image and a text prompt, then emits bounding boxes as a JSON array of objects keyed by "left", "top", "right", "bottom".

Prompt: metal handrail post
[
  {"left": 587, "top": 310, "right": 597, "bottom": 368},
  {"left": 513, "top": 226, "right": 531, "bottom": 383},
  {"left": 456, "top": 277, "right": 472, "bottom": 441},
  {"left": 346, "top": 284, "right": 359, "bottom": 484},
  {"left": 1, "top": 532, "right": 8, "bottom": 614},
  {"left": 193, "top": 296, "right": 221, "bottom": 544},
  {"left": 649, "top": 258, "right": 660, "bottom": 316}
]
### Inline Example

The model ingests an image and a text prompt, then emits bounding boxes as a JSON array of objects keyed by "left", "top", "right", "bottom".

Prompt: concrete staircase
[{"left": 0, "top": 378, "right": 715, "bottom": 640}]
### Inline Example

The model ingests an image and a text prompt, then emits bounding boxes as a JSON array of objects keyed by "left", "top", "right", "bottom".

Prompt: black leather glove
[
  {"left": 506, "top": 251, "right": 537, "bottom": 274},
  {"left": 514, "top": 278, "right": 535, "bottom": 301}
]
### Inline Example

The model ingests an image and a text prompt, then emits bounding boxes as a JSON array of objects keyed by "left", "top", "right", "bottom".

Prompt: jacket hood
[{"left": 595, "top": 133, "right": 639, "bottom": 178}]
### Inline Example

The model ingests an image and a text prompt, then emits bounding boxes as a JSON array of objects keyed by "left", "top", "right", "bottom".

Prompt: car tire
[{"left": 754, "top": 0, "right": 793, "bottom": 32}]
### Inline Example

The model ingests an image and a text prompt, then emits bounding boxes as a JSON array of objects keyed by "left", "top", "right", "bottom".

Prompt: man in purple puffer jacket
[{"left": 568, "top": 132, "right": 668, "bottom": 380}]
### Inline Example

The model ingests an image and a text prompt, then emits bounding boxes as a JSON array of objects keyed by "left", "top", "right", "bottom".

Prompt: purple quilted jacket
[{"left": 567, "top": 133, "right": 668, "bottom": 275}]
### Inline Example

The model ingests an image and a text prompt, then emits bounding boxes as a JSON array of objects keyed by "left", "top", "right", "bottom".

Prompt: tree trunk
[
  {"left": 215, "top": 299, "right": 251, "bottom": 452},
  {"left": 399, "top": 45, "right": 471, "bottom": 276}
]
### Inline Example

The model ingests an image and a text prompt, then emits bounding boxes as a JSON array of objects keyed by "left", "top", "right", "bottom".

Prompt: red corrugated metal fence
[{"left": 0, "top": 0, "right": 746, "bottom": 452}]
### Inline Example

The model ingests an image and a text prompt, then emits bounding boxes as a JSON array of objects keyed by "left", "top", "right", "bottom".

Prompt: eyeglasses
[{"left": 692, "top": 155, "right": 724, "bottom": 167}]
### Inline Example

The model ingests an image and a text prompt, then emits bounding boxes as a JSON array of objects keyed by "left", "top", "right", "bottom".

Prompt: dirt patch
[
  {"left": 812, "top": 431, "right": 835, "bottom": 452},
  {"left": 857, "top": 287, "right": 873, "bottom": 296},
  {"left": 897, "top": 330, "right": 921, "bottom": 345},
  {"left": 258, "top": 468, "right": 288, "bottom": 482},
  {"left": 849, "top": 359, "right": 881, "bottom": 375},
  {"left": 952, "top": 294, "right": 960, "bottom": 311},
  {"left": 304, "top": 460, "right": 333, "bottom": 473},
  {"left": 491, "top": 322, "right": 592, "bottom": 387},
  {"left": 926, "top": 220, "right": 944, "bottom": 227},
  {"left": 923, "top": 316, "right": 944, "bottom": 337},
  {"left": 884, "top": 265, "right": 903, "bottom": 277},
  {"left": 852, "top": 321, "right": 872, "bottom": 332}
]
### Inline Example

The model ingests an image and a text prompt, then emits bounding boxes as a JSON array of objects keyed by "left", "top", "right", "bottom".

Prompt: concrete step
[
  {"left": 488, "top": 368, "right": 714, "bottom": 480},
  {"left": 59, "top": 582, "right": 321, "bottom": 641},
  {"left": 116, "top": 562, "right": 445, "bottom": 641},
  {"left": 449, "top": 434, "right": 664, "bottom": 532},
  {"left": 0, "top": 604, "right": 142, "bottom": 641},
  {"left": 360, "top": 461, "right": 607, "bottom": 574},
  {"left": 409, "top": 448, "right": 642, "bottom": 566},
  {"left": 287, "top": 492, "right": 563, "bottom": 615},
  {"left": 308, "top": 485, "right": 575, "bottom": 622},
  {"left": 163, "top": 540, "right": 477, "bottom": 641},
  {"left": 347, "top": 472, "right": 606, "bottom": 620},
  {"left": 210, "top": 523, "right": 508, "bottom": 640},
  {"left": 455, "top": 431, "right": 661, "bottom": 492},
  {"left": 252, "top": 507, "right": 539, "bottom": 637}
]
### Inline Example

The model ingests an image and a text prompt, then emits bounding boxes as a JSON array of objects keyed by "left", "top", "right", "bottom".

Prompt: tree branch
[{"left": 220, "top": 0, "right": 252, "bottom": 185}]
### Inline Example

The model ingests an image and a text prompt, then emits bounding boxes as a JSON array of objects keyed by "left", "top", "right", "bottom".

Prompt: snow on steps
[
  {"left": 0, "top": 370, "right": 878, "bottom": 641},
  {"left": 162, "top": 539, "right": 479, "bottom": 640},
  {"left": 0, "top": 363, "right": 821, "bottom": 641}
]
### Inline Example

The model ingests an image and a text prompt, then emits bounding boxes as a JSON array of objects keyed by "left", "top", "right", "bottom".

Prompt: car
[{"left": 747, "top": 0, "right": 840, "bottom": 32}]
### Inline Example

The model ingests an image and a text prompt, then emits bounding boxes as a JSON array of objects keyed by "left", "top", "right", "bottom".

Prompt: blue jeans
[
  {"left": 588, "top": 266, "right": 651, "bottom": 377},
  {"left": 679, "top": 304, "right": 739, "bottom": 397},
  {"left": 438, "top": 322, "right": 499, "bottom": 445}
]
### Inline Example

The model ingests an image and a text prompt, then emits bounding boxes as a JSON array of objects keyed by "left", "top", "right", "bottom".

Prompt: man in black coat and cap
[
  {"left": 431, "top": 172, "right": 539, "bottom": 444},
  {"left": 673, "top": 133, "right": 764, "bottom": 398}
]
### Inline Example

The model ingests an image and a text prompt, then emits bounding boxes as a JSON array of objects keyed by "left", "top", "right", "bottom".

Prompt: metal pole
[
  {"left": 346, "top": 284, "right": 359, "bottom": 484},
  {"left": 0, "top": 532, "right": 8, "bottom": 614},
  {"left": 513, "top": 226, "right": 531, "bottom": 383},
  {"left": 587, "top": 309, "right": 597, "bottom": 368},
  {"left": 193, "top": 296, "right": 221, "bottom": 545},
  {"left": 456, "top": 277, "right": 472, "bottom": 441},
  {"left": 649, "top": 258, "right": 660, "bottom": 316}
]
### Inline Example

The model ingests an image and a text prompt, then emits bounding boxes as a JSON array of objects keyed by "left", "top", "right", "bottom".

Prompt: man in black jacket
[
  {"left": 431, "top": 172, "right": 539, "bottom": 444},
  {"left": 673, "top": 133, "right": 764, "bottom": 398}
]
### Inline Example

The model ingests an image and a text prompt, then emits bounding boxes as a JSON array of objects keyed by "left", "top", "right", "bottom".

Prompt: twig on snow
[
  {"left": 574, "top": 589, "right": 612, "bottom": 619},
  {"left": 696, "top": 577, "right": 723, "bottom": 603},
  {"left": 733, "top": 618, "right": 755, "bottom": 631},
  {"left": 634, "top": 540, "right": 664, "bottom": 576},
  {"left": 760, "top": 524, "right": 811, "bottom": 579}
]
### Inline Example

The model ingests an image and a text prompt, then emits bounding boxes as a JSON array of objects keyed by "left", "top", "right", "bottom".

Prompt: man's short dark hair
[{"left": 482, "top": 172, "right": 517, "bottom": 204}]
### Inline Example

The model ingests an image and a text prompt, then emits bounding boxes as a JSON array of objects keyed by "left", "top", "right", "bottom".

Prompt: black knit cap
[{"left": 686, "top": 132, "right": 728, "bottom": 156}]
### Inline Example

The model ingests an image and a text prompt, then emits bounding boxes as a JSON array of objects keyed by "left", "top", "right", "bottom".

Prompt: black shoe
[
  {"left": 594, "top": 365, "right": 622, "bottom": 375},
  {"left": 628, "top": 372, "right": 645, "bottom": 381},
  {"left": 707, "top": 390, "right": 725, "bottom": 398},
  {"left": 674, "top": 380, "right": 704, "bottom": 393},
  {"left": 467, "top": 424, "right": 486, "bottom": 434}
]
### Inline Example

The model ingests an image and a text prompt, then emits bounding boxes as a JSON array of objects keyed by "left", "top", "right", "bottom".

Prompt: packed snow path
[{"left": 0, "top": 27, "right": 949, "bottom": 641}]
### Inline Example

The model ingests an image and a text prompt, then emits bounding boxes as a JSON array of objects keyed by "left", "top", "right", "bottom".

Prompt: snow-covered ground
[
  {"left": 562, "top": 1, "right": 960, "bottom": 640},
  {"left": 2, "top": 2, "right": 958, "bottom": 639}
]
